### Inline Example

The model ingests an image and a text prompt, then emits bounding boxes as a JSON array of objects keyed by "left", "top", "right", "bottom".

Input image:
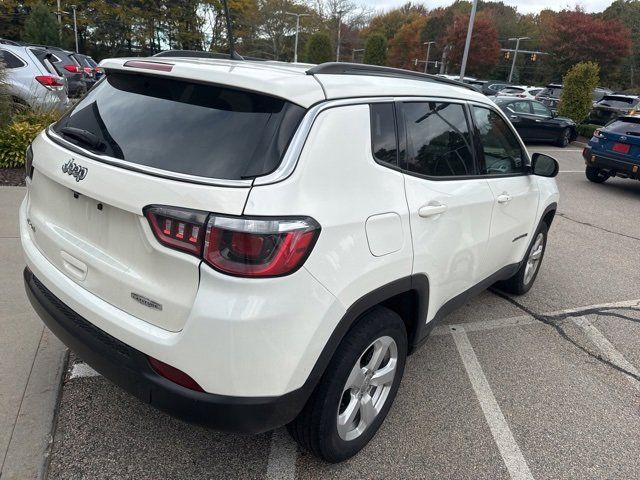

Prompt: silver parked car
[{"left": 0, "top": 44, "right": 69, "bottom": 112}]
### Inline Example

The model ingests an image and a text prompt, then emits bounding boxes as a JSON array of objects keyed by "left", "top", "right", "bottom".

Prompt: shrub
[
  {"left": 23, "top": 2, "right": 59, "bottom": 46},
  {"left": 0, "top": 111, "right": 59, "bottom": 168},
  {"left": 363, "top": 34, "right": 387, "bottom": 66},
  {"left": 576, "top": 123, "right": 600, "bottom": 139},
  {"left": 305, "top": 33, "right": 332, "bottom": 64},
  {"left": 558, "top": 62, "right": 600, "bottom": 123}
]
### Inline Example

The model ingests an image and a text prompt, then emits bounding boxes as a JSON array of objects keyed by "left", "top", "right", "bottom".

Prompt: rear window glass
[
  {"left": 53, "top": 72, "right": 306, "bottom": 180},
  {"left": 605, "top": 117, "right": 640, "bottom": 135},
  {"left": 597, "top": 96, "right": 638, "bottom": 108},
  {"left": 501, "top": 87, "right": 524, "bottom": 94},
  {"left": 370, "top": 103, "right": 397, "bottom": 166},
  {"left": 0, "top": 50, "right": 26, "bottom": 69},
  {"left": 540, "top": 86, "right": 562, "bottom": 98}
]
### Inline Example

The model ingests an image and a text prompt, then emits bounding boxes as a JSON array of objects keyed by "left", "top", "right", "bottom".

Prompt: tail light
[
  {"left": 63, "top": 64, "right": 81, "bottom": 73},
  {"left": 593, "top": 129, "right": 604, "bottom": 138},
  {"left": 83, "top": 66, "right": 93, "bottom": 76},
  {"left": 144, "top": 205, "right": 320, "bottom": 278},
  {"left": 35, "top": 75, "right": 64, "bottom": 91}
]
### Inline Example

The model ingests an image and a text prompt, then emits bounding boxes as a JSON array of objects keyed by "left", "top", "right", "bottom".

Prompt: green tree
[
  {"left": 558, "top": 62, "right": 600, "bottom": 123},
  {"left": 23, "top": 2, "right": 59, "bottom": 46},
  {"left": 305, "top": 32, "right": 332, "bottom": 64},
  {"left": 363, "top": 33, "right": 387, "bottom": 65}
]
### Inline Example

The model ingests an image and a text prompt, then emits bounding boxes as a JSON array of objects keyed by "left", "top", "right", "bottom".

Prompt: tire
[
  {"left": 287, "top": 306, "right": 407, "bottom": 463},
  {"left": 556, "top": 127, "right": 571, "bottom": 148},
  {"left": 496, "top": 222, "right": 548, "bottom": 295},
  {"left": 585, "top": 166, "right": 609, "bottom": 183}
]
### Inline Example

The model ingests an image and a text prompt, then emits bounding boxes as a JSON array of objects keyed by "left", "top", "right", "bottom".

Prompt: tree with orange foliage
[
  {"left": 441, "top": 12, "right": 500, "bottom": 77},
  {"left": 387, "top": 15, "right": 427, "bottom": 69}
]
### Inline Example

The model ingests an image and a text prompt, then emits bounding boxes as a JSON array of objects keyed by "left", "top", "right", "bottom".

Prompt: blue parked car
[{"left": 583, "top": 115, "right": 640, "bottom": 183}]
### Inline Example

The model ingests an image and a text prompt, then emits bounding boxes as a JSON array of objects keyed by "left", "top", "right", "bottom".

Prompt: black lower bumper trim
[
  {"left": 23, "top": 267, "right": 308, "bottom": 434},
  {"left": 583, "top": 147, "right": 640, "bottom": 178}
]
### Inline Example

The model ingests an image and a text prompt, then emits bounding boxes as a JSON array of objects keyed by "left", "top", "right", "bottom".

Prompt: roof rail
[
  {"left": 306, "top": 62, "right": 478, "bottom": 92},
  {"left": 153, "top": 50, "right": 267, "bottom": 62}
]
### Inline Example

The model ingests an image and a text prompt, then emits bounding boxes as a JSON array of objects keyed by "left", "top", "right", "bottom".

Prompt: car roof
[{"left": 99, "top": 56, "right": 492, "bottom": 109}]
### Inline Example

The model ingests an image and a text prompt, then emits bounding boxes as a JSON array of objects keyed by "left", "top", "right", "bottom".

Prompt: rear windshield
[
  {"left": 605, "top": 117, "right": 640, "bottom": 135},
  {"left": 52, "top": 72, "right": 305, "bottom": 180},
  {"left": 501, "top": 87, "right": 524, "bottom": 94},
  {"left": 540, "top": 86, "right": 562, "bottom": 98},
  {"left": 597, "top": 96, "right": 638, "bottom": 108}
]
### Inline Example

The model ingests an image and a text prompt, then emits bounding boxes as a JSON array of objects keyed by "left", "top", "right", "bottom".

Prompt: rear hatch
[
  {"left": 590, "top": 96, "right": 639, "bottom": 125},
  {"left": 598, "top": 117, "right": 640, "bottom": 163},
  {"left": 27, "top": 68, "right": 306, "bottom": 331}
]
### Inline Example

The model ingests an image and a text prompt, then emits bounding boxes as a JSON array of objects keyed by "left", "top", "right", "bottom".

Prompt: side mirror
[{"left": 531, "top": 153, "right": 559, "bottom": 177}]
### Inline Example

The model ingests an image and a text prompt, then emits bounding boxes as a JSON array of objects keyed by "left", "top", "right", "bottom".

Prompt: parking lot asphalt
[{"left": 19, "top": 144, "right": 640, "bottom": 479}]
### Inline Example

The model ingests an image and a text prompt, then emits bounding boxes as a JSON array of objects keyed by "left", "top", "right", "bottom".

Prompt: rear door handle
[
  {"left": 496, "top": 193, "right": 512, "bottom": 204},
  {"left": 418, "top": 203, "right": 447, "bottom": 218}
]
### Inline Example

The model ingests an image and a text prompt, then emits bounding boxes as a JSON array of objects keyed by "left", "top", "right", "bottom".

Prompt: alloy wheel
[{"left": 523, "top": 232, "right": 545, "bottom": 285}]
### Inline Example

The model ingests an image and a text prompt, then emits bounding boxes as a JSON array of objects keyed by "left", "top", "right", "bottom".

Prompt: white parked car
[
  {"left": 496, "top": 85, "right": 543, "bottom": 99},
  {"left": 21, "top": 57, "right": 559, "bottom": 462}
]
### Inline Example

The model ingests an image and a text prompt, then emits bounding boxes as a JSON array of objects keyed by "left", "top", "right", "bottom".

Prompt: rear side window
[
  {"left": 370, "top": 103, "right": 397, "bottom": 166},
  {"left": 402, "top": 102, "right": 475, "bottom": 177},
  {"left": 0, "top": 50, "right": 26, "bottom": 69},
  {"left": 472, "top": 106, "right": 526, "bottom": 175},
  {"left": 53, "top": 72, "right": 306, "bottom": 180}
]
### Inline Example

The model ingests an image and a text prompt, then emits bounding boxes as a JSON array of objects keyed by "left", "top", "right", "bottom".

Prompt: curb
[{"left": 0, "top": 328, "right": 68, "bottom": 480}]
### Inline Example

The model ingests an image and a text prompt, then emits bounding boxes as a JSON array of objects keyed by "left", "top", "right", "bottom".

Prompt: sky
[{"left": 363, "top": 0, "right": 615, "bottom": 15}]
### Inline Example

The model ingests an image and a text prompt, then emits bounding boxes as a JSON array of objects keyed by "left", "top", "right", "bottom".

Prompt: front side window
[
  {"left": 472, "top": 106, "right": 527, "bottom": 176},
  {"left": 508, "top": 101, "right": 531, "bottom": 114},
  {"left": 403, "top": 102, "right": 475, "bottom": 177},
  {"left": 370, "top": 103, "right": 397, "bottom": 166}
]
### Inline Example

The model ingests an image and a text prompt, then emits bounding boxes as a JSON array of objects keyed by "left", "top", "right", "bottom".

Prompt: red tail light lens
[
  {"left": 144, "top": 206, "right": 320, "bottom": 278},
  {"left": 83, "top": 66, "right": 93, "bottom": 75},
  {"left": 148, "top": 357, "right": 204, "bottom": 392},
  {"left": 35, "top": 75, "right": 64, "bottom": 90},
  {"left": 63, "top": 64, "right": 80, "bottom": 73},
  {"left": 204, "top": 216, "right": 320, "bottom": 277},
  {"left": 144, "top": 206, "right": 208, "bottom": 256}
]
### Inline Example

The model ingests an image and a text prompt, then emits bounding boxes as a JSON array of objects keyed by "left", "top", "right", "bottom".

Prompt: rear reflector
[
  {"left": 148, "top": 357, "right": 204, "bottom": 392},
  {"left": 124, "top": 60, "right": 173, "bottom": 72}
]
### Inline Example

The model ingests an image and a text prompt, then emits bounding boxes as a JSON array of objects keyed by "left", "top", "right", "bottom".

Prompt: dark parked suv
[{"left": 586, "top": 95, "right": 640, "bottom": 126}]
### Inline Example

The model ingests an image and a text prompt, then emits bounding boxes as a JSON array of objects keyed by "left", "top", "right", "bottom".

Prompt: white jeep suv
[{"left": 21, "top": 57, "right": 559, "bottom": 462}]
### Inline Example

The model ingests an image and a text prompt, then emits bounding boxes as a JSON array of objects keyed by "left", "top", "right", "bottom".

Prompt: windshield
[{"left": 52, "top": 72, "right": 306, "bottom": 180}]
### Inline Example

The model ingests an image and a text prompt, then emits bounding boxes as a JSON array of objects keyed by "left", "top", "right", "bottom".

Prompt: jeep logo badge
[{"left": 61, "top": 159, "right": 88, "bottom": 182}]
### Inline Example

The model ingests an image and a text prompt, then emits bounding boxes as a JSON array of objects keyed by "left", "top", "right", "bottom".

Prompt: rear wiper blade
[{"left": 59, "top": 127, "right": 105, "bottom": 152}]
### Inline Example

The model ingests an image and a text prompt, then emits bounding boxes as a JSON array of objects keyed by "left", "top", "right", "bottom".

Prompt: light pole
[
  {"left": 459, "top": 0, "right": 478, "bottom": 81},
  {"left": 336, "top": 10, "right": 344, "bottom": 62},
  {"left": 285, "top": 12, "right": 310, "bottom": 63},
  {"left": 71, "top": 5, "right": 78, "bottom": 53},
  {"left": 423, "top": 41, "right": 435, "bottom": 73},
  {"left": 352, "top": 48, "right": 364, "bottom": 62},
  {"left": 508, "top": 36, "right": 530, "bottom": 83},
  {"left": 56, "top": 0, "right": 62, "bottom": 43}
]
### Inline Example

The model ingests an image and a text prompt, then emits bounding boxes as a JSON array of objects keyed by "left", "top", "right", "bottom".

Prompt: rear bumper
[
  {"left": 583, "top": 146, "right": 640, "bottom": 178},
  {"left": 24, "top": 267, "right": 307, "bottom": 433}
]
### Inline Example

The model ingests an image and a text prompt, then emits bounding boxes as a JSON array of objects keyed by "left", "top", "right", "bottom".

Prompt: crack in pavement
[
  {"left": 557, "top": 212, "right": 640, "bottom": 242},
  {"left": 489, "top": 289, "right": 640, "bottom": 384}
]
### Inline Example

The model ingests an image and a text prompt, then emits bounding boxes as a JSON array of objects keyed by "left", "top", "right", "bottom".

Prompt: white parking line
[
  {"left": 266, "top": 428, "right": 297, "bottom": 480},
  {"left": 572, "top": 316, "right": 640, "bottom": 393},
  {"left": 451, "top": 325, "right": 535, "bottom": 480},
  {"left": 69, "top": 362, "right": 100, "bottom": 379},
  {"left": 535, "top": 148, "right": 582, "bottom": 153},
  {"left": 558, "top": 170, "right": 584, "bottom": 173}
]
